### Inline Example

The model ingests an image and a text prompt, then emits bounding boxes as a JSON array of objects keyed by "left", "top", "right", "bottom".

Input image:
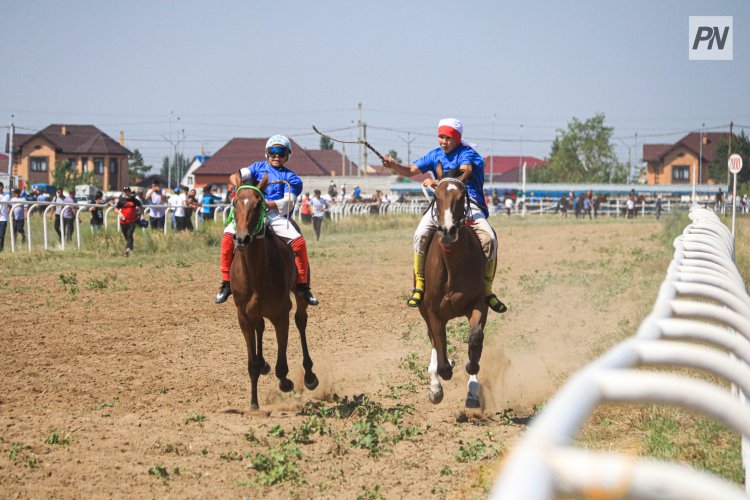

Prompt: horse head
[
  {"left": 233, "top": 174, "right": 269, "bottom": 249},
  {"left": 433, "top": 175, "right": 468, "bottom": 246}
]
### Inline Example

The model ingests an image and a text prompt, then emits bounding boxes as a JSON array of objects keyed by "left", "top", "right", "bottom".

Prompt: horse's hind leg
[
  {"left": 465, "top": 306, "right": 486, "bottom": 409},
  {"left": 255, "top": 319, "right": 271, "bottom": 375},
  {"left": 294, "top": 296, "right": 319, "bottom": 390},
  {"left": 270, "top": 315, "right": 294, "bottom": 393}
]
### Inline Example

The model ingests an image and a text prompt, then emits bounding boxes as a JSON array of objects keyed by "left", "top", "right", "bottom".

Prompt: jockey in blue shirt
[
  {"left": 382, "top": 118, "right": 506, "bottom": 313},
  {"left": 214, "top": 134, "right": 318, "bottom": 306}
]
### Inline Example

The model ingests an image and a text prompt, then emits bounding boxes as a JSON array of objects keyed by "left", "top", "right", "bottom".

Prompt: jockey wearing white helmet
[{"left": 215, "top": 134, "right": 319, "bottom": 306}]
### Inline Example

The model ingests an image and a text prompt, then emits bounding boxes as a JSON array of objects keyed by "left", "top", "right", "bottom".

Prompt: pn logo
[{"left": 689, "top": 16, "right": 733, "bottom": 60}]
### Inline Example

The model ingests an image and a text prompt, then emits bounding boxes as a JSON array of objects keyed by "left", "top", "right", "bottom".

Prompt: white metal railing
[{"left": 491, "top": 207, "right": 750, "bottom": 499}]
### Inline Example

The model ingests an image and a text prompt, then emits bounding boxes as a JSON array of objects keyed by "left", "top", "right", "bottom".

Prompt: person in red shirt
[{"left": 115, "top": 187, "right": 143, "bottom": 257}]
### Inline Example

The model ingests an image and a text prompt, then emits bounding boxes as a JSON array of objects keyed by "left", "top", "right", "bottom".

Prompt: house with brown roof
[
  {"left": 192, "top": 138, "right": 359, "bottom": 188},
  {"left": 643, "top": 131, "right": 729, "bottom": 185},
  {"left": 5, "top": 124, "right": 131, "bottom": 190}
]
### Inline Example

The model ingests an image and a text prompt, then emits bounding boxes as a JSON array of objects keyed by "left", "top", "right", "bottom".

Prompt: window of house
[
  {"left": 81, "top": 157, "right": 88, "bottom": 172},
  {"left": 109, "top": 158, "right": 118, "bottom": 174},
  {"left": 673, "top": 165, "right": 690, "bottom": 181},
  {"left": 94, "top": 157, "right": 104, "bottom": 174},
  {"left": 30, "top": 157, "right": 48, "bottom": 172}
]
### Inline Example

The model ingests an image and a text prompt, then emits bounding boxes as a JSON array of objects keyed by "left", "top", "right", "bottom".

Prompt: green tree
[
  {"left": 52, "top": 160, "right": 95, "bottom": 193},
  {"left": 160, "top": 153, "right": 190, "bottom": 187},
  {"left": 387, "top": 149, "right": 402, "bottom": 163},
  {"left": 320, "top": 136, "right": 334, "bottom": 150},
  {"left": 529, "top": 113, "right": 626, "bottom": 183},
  {"left": 128, "top": 149, "right": 151, "bottom": 183},
  {"left": 708, "top": 130, "right": 750, "bottom": 189}
]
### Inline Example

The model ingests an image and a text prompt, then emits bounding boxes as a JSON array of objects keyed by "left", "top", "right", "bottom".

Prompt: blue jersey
[
  {"left": 414, "top": 145, "right": 488, "bottom": 216},
  {"left": 239, "top": 161, "right": 303, "bottom": 202}
]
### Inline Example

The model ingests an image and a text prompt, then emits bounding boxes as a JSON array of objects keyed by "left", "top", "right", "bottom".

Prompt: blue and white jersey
[
  {"left": 414, "top": 145, "right": 488, "bottom": 216},
  {"left": 239, "top": 161, "right": 303, "bottom": 202}
]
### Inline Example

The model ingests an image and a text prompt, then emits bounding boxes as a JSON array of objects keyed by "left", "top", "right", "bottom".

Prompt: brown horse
[
  {"left": 419, "top": 176, "right": 488, "bottom": 408},
  {"left": 230, "top": 175, "right": 319, "bottom": 410}
]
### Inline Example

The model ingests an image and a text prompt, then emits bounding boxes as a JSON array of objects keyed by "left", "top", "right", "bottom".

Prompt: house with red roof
[
  {"left": 192, "top": 138, "right": 359, "bottom": 188},
  {"left": 5, "top": 124, "right": 131, "bottom": 190},
  {"left": 483, "top": 155, "right": 547, "bottom": 182},
  {"left": 643, "top": 132, "right": 730, "bottom": 185}
]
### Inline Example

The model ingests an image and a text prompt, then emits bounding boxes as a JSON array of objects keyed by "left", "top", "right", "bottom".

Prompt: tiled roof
[
  {"left": 306, "top": 149, "right": 360, "bottom": 176},
  {"left": 0, "top": 153, "right": 7, "bottom": 172},
  {"left": 194, "top": 138, "right": 359, "bottom": 178},
  {"left": 642, "top": 132, "right": 730, "bottom": 163},
  {"left": 6, "top": 124, "right": 130, "bottom": 156},
  {"left": 483, "top": 156, "right": 546, "bottom": 175}
]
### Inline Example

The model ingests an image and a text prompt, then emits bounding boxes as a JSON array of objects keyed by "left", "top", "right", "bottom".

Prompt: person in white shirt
[
  {"left": 145, "top": 181, "right": 167, "bottom": 230},
  {"left": 168, "top": 188, "right": 187, "bottom": 231},
  {"left": 310, "top": 189, "right": 329, "bottom": 241},
  {"left": 0, "top": 182, "right": 10, "bottom": 252},
  {"left": 9, "top": 188, "right": 28, "bottom": 244}
]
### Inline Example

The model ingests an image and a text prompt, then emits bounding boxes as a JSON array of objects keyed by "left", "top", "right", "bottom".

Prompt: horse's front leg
[
  {"left": 238, "top": 311, "right": 263, "bottom": 410},
  {"left": 424, "top": 310, "right": 452, "bottom": 404},
  {"left": 270, "top": 314, "right": 294, "bottom": 393},
  {"left": 294, "top": 295, "right": 319, "bottom": 390},
  {"left": 465, "top": 305, "right": 487, "bottom": 409},
  {"left": 255, "top": 318, "right": 271, "bottom": 375}
]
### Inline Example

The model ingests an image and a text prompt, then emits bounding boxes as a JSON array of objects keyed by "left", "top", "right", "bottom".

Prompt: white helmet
[{"left": 265, "top": 134, "right": 292, "bottom": 156}]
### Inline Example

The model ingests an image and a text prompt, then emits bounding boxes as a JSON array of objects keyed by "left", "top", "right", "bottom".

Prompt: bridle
[
  {"left": 432, "top": 177, "right": 471, "bottom": 228},
  {"left": 229, "top": 185, "right": 266, "bottom": 244}
]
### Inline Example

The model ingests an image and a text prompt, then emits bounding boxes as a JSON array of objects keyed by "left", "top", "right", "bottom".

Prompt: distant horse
[
  {"left": 593, "top": 194, "right": 606, "bottom": 218},
  {"left": 230, "top": 175, "right": 319, "bottom": 410},
  {"left": 419, "top": 176, "right": 489, "bottom": 408}
]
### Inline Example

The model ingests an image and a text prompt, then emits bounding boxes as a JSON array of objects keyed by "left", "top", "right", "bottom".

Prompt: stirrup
[
  {"left": 407, "top": 288, "right": 424, "bottom": 308},
  {"left": 486, "top": 294, "right": 507, "bottom": 313}
]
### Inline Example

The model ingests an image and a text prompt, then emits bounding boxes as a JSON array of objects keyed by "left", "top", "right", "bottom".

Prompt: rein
[{"left": 228, "top": 185, "right": 266, "bottom": 236}]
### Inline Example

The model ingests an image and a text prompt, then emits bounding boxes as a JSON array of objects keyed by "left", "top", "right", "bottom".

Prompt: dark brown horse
[
  {"left": 419, "top": 176, "right": 488, "bottom": 408},
  {"left": 230, "top": 175, "right": 318, "bottom": 410}
]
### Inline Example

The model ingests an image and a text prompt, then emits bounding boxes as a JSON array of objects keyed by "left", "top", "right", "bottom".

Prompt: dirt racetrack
[{"left": 0, "top": 215, "right": 671, "bottom": 498}]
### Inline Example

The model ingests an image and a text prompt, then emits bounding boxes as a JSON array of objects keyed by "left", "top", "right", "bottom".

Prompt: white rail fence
[{"left": 491, "top": 207, "right": 750, "bottom": 499}]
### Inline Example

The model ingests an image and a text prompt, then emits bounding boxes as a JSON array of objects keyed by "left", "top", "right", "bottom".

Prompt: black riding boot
[
  {"left": 297, "top": 284, "right": 319, "bottom": 306},
  {"left": 215, "top": 280, "right": 231, "bottom": 304}
]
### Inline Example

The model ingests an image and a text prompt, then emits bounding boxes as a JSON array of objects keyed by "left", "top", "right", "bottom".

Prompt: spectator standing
[
  {"left": 10, "top": 188, "right": 28, "bottom": 244},
  {"left": 89, "top": 191, "right": 105, "bottom": 233},
  {"left": 50, "top": 187, "right": 65, "bottom": 240},
  {"left": 626, "top": 194, "right": 636, "bottom": 219},
  {"left": 36, "top": 190, "right": 50, "bottom": 203},
  {"left": 655, "top": 195, "right": 663, "bottom": 220},
  {"left": 300, "top": 192, "right": 312, "bottom": 224},
  {"left": 583, "top": 196, "right": 592, "bottom": 219},
  {"left": 0, "top": 182, "right": 9, "bottom": 252},
  {"left": 353, "top": 185, "right": 362, "bottom": 201},
  {"left": 169, "top": 188, "right": 187, "bottom": 231},
  {"left": 327, "top": 180, "right": 337, "bottom": 199},
  {"left": 61, "top": 190, "right": 77, "bottom": 241},
  {"left": 115, "top": 187, "right": 142, "bottom": 257},
  {"left": 184, "top": 188, "right": 199, "bottom": 231},
  {"left": 341, "top": 184, "right": 347, "bottom": 202},
  {"left": 311, "top": 189, "right": 328, "bottom": 241},
  {"left": 145, "top": 181, "right": 166, "bottom": 230},
  {"left": 504, "top": 196, "right": 513, "bottom": 216},
  {"left": 201, "top": 185, "right": 222, "bottom": 221},
  {"left": 715, "top": 187, "right": 724, "bottom": 213}
]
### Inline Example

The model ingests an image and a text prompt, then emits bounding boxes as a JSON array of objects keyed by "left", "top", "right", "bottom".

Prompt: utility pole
[
  {"left": 727, "top": 121, "right": 733, "bottom": 188},
  {"left": 398, "top": 132, "right": 416, "bottom": 166},
  {"left": 7, "top": 115, "right": 15, "bottom": 189},
  {"left": 518, "top": 124, "right": 523, "bottom": 185},
  {"left": 633, "top": 132, "right": 638, "bottom": 182},
  {"left": 363, "top": 123, "right": 368, "bottom": 177},
  {"left": 357, "top": 103, "right": 363, "bottom": 177}
]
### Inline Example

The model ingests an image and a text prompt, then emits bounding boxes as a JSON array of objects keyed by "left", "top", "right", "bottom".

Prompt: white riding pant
[
  {"left": 413, "top": 201, "right": 497, "bottom": 260},
  {"left": 224, "top": 211, "right": 301, "bottom": 242}
]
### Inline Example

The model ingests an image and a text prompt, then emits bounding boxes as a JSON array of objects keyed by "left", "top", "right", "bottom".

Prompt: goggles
[{"left": 267, "top": 146, "right": 289, "bottom": 157}]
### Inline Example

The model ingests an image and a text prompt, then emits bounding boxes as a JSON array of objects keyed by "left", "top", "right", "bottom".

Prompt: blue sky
[{"left": 2, "top": 0, "right": 748, "bottom": 171}]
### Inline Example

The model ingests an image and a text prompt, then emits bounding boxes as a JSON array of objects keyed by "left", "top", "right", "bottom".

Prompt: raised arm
[{"left": 382, "top": 156, "right": 421, "bottom": 177}]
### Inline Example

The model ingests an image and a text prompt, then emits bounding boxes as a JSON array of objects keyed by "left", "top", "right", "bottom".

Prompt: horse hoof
[
  {"left": 429, "top": 387, "right": 444, "bottom": 404},
  {"left": 465, "top": 396, "right": 481, "bottom": 409},
  {"left": 279, "top": 379, "right": 294, "bottom": 393},
  {"left": 304, "top": 374, "right": 319, "bottom": 391},
  {"left": 261, "top": 362, "right": 271, "bottom": 375},
  {"left": 250, "top": 403, "right": 260, "bottom": 411}
]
